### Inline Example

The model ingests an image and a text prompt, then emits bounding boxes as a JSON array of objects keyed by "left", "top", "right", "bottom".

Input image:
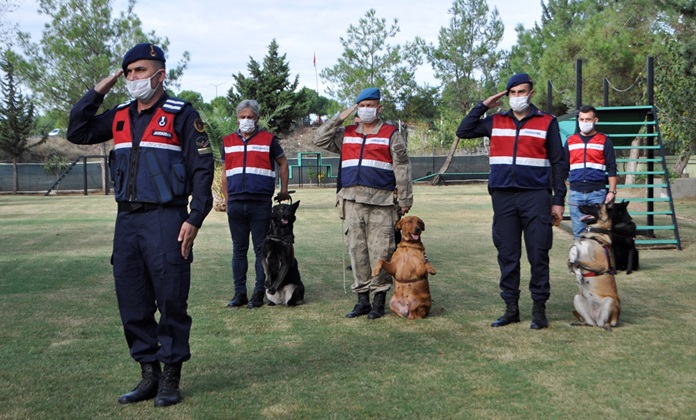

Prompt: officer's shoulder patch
[
  {"left": 196, "top": 136, "right": 212, "bottom": 155},
  {"left": 194, "top": 118, "right": 206, "bottom": 133},
  {"left": 162, "top": 98, "right": 186, "bottom": 114}
]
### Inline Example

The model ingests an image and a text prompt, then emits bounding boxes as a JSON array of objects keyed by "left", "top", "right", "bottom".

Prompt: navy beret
[
  {"left": 506, "top": 73, "right": 533, "bottom": 93},
  {"left": 356, "top": 87, "right": 381, "bottom": 104},
  {"left": 122, "top": 43, "right": 166, "bottom": 72}
]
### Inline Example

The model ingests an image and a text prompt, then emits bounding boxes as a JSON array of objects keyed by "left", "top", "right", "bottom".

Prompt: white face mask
[
  {"left": 579, "top": 121, "right": 595, "bottom": 134},
  {"left": 126, "top": 70, "right": 162, "bottom": 102},
  {"left": 238, "top": 118, "right": 256, "bottom": 133},
  {"left": 357, "top": 107, "right": 378, "bottom": 124},
  {"left": 509, "top": 95, "right": 530, "bottom": 113}
]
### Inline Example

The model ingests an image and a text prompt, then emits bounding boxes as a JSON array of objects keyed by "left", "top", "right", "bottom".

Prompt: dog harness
[{"left": 581, "top": 231, "right": 617, "bottom": 276}]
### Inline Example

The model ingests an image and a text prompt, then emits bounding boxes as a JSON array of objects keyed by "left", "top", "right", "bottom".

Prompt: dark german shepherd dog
[
  {"left": 262, "top": 200, "right": 305, "bottom": 306},
  {"left": 610, "top": 201, "right": 639, "bottom": 274}
]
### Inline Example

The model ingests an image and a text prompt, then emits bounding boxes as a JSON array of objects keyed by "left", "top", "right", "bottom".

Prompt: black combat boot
[
  {"left": 226, "top": 291, "right": 248, "bottom": 307},
  {"left": 367, "top": 291, "right": 387, "bottom": 320},
  {"left": 490, "top": 301, "right": 521, "bottom": 327},
  {"left": 247, "top": 290, "right": 265, "bottom": 308},
  {"left": 530, "top": 300, "right": 549, "bottom": 330},
  {"left": 118, "top": 362, "right": 161, "bottom": 404},
  {"left": 154, "top": 363, "right": 182, "bottom": 407},
  {"left": 345, "top": 292, "right": 371, "bottom": 318}
]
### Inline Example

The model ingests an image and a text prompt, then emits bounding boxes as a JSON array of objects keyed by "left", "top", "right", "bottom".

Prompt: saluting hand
[
  {"left": 339, "top": 104, "right": 358, "bottom": 121},
  {"left": 94, "top": 70, "right": 124, "bottom": 95},
  {"left": 482, "top": 90, "right": 508, "bottom": 109}
]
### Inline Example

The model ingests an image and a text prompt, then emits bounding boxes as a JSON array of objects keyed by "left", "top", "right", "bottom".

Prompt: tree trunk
[
  {"left": 12, "top": 157, "right": 18, "bottom": 194},
  {"left": 672, "top": 145, "right": 694, "bottom": 178},
  {"left": 623, "top": 137, "right": 642, "bottom": 185},
  {"left": 431, "top": 137, "right": 460, "bottom": 185}
]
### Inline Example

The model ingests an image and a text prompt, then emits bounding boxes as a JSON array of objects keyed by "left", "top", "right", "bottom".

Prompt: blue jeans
[
  {"left": 226, "top": 200, "right": 272, "bottom": 295},
  {"left": 569, "top": 189, "right": 607, "bottom": 238}
]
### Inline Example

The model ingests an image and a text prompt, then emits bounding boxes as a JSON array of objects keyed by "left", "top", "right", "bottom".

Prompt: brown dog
[
  {"left": 567, "top": 203, "right": 621, "bottom": 331},
  {"left": 372, "top": 216, "right": 436, "bottom": 319}
]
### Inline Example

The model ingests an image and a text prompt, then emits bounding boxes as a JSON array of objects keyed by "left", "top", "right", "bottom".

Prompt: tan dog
[
  {"left": 372, "top": 216, "right": 436, "bottom": 319},
  {"left": 567, "top": 203, "right": 621, "bottom": 331}
]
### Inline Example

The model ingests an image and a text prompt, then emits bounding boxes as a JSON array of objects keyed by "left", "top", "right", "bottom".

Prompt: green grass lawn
[{"left": 1, "top": 185, "right": 695, "bottom": 419}]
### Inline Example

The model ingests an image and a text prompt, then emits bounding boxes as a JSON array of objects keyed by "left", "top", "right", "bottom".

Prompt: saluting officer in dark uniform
[
  {"left": 67, "top": 43, "right": 214, "bottom": 407},
  {"left": 456, "top": 73, "right": 567, "bottom": 330}
]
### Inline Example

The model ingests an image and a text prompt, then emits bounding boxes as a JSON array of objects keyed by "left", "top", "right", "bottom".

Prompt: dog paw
[
  {"left": 426, "top": 264, "right": 437, "bottom": 275},
  {"left": 568, "top": 246, "right": 578, "bottom": 264}
]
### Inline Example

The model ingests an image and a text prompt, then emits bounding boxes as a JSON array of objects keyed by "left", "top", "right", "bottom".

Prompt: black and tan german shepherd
[
  {"left": 262, "top": 200, "right": 305, "bottom": 306},
  {"left": 568, "top": 203, "right": 621, "bottom": 331}
]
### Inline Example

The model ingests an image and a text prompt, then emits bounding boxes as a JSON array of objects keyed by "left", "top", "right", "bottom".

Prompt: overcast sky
[{"left": 10, "top": 0, "right": 543, "bottom": 103}]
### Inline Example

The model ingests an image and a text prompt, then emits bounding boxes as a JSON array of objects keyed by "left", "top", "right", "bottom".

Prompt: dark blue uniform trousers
[
  {"left": 112, "top": 206, "right": 192, "bottom": 365},
  {"left": 490, "top": 189, "right": 553, "bottom": 304}
]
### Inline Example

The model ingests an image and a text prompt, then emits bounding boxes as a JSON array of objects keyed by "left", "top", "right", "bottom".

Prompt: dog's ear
[
  {"left": 395, "top": 218, "right": 403, "bottom": 230},
  {"left": 419, "top": 219, "right": 425, "bottom": 231},
  {"left": 292, "top": 200, "right": 300, "bottom": 212}
]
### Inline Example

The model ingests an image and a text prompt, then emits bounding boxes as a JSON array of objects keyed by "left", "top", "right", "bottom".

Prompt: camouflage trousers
[{"left": 343, "top": 200, "right": 397, "bottom": 294}]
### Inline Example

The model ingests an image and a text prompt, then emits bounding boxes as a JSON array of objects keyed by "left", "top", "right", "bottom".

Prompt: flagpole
[{"left": 314, "top": 52, "right": 319, "bottom": 93}]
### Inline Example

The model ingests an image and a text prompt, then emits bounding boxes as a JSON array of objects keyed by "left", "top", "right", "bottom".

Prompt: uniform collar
[{"left": 356, "top": 118, "right": 384, "bottom": 135}]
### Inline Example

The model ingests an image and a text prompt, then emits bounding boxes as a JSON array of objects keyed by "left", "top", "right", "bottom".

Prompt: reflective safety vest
[
  {"left": 489, "top": 112, "right": 554, "bottom": 189},
  {"left": 223, "top": 130, "right": 276, "bottom": 197},
  {"left": 567, "top": 132, "right": 609, "bottom": 184},
  {"left": 110, "top": 98, "right": 189, "bottom": 204},
  {"left": 340, "top": 124, "right": 397, "bottom": 190}
]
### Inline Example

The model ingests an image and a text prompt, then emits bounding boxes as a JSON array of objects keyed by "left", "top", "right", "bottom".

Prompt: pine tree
[
  {"left": 0, "top": 49, "right": 45, "bottom": 193},
  {"left": 227, "top": 39, "right": 307, "bottom": 135}
]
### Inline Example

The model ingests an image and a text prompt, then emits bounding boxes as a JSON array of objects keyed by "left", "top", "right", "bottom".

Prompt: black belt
[{"left": 118, "top": 202, "right": 184, "bottom": 212}]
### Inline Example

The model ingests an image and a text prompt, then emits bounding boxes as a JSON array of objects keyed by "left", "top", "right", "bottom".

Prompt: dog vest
[
  {"left": 111, "top": 98, "right": 189, "bottom": 204},
  {"left": 567, "top": 132, "right": 609, "bottom": 185},
  {"left": 223, "top": 130, "right": 276, "bottom": 196},
  {"left": 340, "top": 124, "right": 397, "bottom": 190},
  {"left": 489, "top": 112, "right": 554, "bottom": 189}
]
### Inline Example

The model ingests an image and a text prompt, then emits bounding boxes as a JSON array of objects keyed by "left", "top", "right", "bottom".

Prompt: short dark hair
[{"left": 578, "top": 105, "right": 597, "bottom": 117}]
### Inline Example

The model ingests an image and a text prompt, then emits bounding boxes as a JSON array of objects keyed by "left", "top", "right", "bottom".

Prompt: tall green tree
[
  {"left": 17, "top": 0, "right": 189, "bottom": 125},
  {"left": 0, "top": 49, "right": 46, "bottom": 193},
  {"left": 508, "top": 0, "right": 659, "bottom": 114},
  {"left": 427, "top": 0, "right": 505, "bottom": 115},
  {"left": 654, "top": 0, "right": 696, "bottom": 175},
  {"left": 422, "top": 0, "right": 504, "bottom": 183},
  {"left": 320, "top": 9, "right": 422, "bottom": 117},
  {"left": 227, "top": 39, "right": 306, "bottom": 135}
]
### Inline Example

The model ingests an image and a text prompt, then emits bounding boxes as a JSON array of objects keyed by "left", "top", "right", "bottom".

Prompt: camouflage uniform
[{"left": 314, "top": 115, "right": 413, "bottom": 294}]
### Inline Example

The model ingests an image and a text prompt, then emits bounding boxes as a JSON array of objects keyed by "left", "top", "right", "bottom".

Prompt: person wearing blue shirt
[{"left": 565, "top": 105, "right": 618, "bottom": 238}]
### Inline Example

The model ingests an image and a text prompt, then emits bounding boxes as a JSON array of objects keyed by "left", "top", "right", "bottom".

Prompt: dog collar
[
  {"left": 266, "top": 234, "right": 294, "bottom": 245},
  {"left": 584, "top": 226, "right": 612, "bottom": 236}
]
